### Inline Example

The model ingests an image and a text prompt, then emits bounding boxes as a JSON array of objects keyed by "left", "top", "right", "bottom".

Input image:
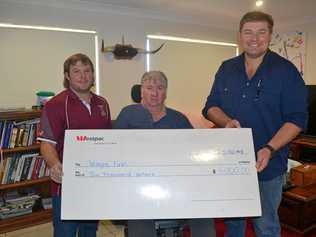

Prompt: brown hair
[
  {"left": 63, "top": 53, "right": 95, "bottom": 88},
  {"left": 240, "top": 11, "right": 274, "bottom": 33}
]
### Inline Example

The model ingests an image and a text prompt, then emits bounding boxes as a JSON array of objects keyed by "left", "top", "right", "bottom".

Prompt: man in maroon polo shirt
[{"left": 38, "top": 53, "right": 111, "bottom": 237}]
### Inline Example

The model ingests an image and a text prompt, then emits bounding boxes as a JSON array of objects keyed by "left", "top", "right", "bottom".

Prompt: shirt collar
[
  {"left": 235, "top": 49, "right": 272, "bottom": 73},
  {"left": 67, "top": 88, "right": 97, "bottom": 105}
]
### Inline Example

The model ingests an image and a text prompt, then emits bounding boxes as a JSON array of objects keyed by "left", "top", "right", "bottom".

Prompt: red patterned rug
[{"left": 182, "top": 219, "right": 316, "bottom": 237}]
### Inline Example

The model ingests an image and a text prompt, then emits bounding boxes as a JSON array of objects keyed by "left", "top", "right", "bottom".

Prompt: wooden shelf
[
  {"left": 289, "top": 136, "right": 316, "bottom": 161},
  {"left": 1, "top": 144, "right": 40, "bottom": 154},
  {"left": 292, "top": 137, "right": 316, "bottom": 148},
  {"left": 0, "top": 109, "right": 52, "bottom": 234},
  {"left": 0, "top": 209, "right": 52, "bottom": 234},
  {"left": 0, "top": 177, "right": 50, "bottom": 191},
  {"left": 0, "top": 110, "right": 41, "bottom": 121}
]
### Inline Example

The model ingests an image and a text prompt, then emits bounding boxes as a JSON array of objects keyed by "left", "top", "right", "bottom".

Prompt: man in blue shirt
[
  {"left": 115, "top": 70, "right": 215, "bottom": 237},
  {"left": 202, "top": 11, "right": 307, "bottom": 237}
]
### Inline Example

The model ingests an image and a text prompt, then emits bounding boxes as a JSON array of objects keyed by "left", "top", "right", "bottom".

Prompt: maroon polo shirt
[{"left": 38, "top": 89, "right": 111, "bottom": 196}]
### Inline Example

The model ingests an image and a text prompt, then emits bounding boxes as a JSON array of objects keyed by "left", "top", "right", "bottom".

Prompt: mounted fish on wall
[{"left": 101, "top": 36, "right": 164, "bottom": 60}]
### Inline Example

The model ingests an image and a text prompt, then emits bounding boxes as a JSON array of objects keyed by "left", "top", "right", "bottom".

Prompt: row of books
[
  {"left": 0, "top": 118, "right": 40, "bottom": 149},
  {"left": 0, "top": 153, "right": 49, "bottom": 185},
  {"left": 0, "top": 190, "right": 40, "bottom": 219}
]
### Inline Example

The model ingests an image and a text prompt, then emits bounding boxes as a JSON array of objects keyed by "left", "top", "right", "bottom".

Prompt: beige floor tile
[{"left": 2, "top": 221, "right": 125, "bottom": 237}]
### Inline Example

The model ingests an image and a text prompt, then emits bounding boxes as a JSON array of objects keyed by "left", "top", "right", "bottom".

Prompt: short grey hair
[{"left": 140, "top": 71, "right": 168, "bottom": 88}]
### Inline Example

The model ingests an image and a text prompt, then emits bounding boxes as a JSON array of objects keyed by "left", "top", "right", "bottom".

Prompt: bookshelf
[{"left": 0, "top": 110, "right": 52, "bottom": 233}]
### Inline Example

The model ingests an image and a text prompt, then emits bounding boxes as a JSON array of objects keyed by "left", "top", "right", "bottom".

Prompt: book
[
  {"left": 27, "top": 124, "right": 35, "bottom": 146},
  {"left": 20, "top": 153, "right": 38, "bottom": 181},
  {"left": 9, "top": 155, "right": 20, "bottom": 183},
  {"left": 0, "top": 158, "right": 7, "bottom": 184},
  {"left": 38, "top": 159, "right": 46, "bottom": 178},
  {"left": 0, "top": 121, "right": 3, "bottom": 145},
  {"left": 1, "top": 157, "right": 12, "bottom": 184},
  {"left": 2, "top": 122, "right": 13, "bottom": 148},
  {"left": 0, "top": 121, "right": 7, "bottom": 148},
  {"left": 27, "top": 156, "right": 37, "bottom": 180},
  {"left": 22, "top": 124, "right": 31, "bottom": 147},
  {"left": 31, "top": 157, "right": 40, "bottom": 179},
  {"left": 16, "top": 127, "right": 25, "bottom": 147},
  {"left": 14, "top": 155, "right": 25, "bottom": 183},
  {"left": 13, "top": 118, "right": 40, "bottom": 126},
  {"left": 9, "top": 127, "right": 18, "bottom": 148},
  {"left": 41, "top": 197, "right": 52, "bottom": 210}
]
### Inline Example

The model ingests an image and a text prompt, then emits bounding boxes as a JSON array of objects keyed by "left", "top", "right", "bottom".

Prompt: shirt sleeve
[
  {"left": 177, "top": 113, "right": 193, "bottom": 129},
  {"left": 202, "top": 63, "right": 225, "bottom": 119},
  {"left": 114, "top": 108, "right": 129, "bottom": 129},
  {"left": 37, "top": 103, "right": 66, "bottom": 145},
  {"left": 37, "top": 108, "right": 56, "bottom": 144},
  {"left": 281, "top": 63, "right": 308, "bottom": 130}
]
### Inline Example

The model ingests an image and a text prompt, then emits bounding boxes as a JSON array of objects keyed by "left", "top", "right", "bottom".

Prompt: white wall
[
  {"left": 0, "top": 28, "right": 95, "bottom": 108},
  {"left": 298, "top": 23, "right": 316, "bottom": 85},
  {"left": 0, "top": 0, "right": 236, "bottom": 117},
  {"left": 4, "top": 1, "right": 313, "bottom": 117},
  {"left": 275, "top": 23, "right": 316, "bottom": 85}
]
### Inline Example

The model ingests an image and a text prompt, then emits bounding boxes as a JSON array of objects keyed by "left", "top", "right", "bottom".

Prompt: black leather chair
[{"left": 131, "top": 84, "right": 141, "bottom": 103}]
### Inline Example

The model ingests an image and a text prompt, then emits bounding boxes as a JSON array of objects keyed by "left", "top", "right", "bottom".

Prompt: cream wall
[
  {"left": 1, "top": 1, "right": 314, "bottom": 117},
  {"left": 0, "top": 0, "right": 235, "bottom": 118}
]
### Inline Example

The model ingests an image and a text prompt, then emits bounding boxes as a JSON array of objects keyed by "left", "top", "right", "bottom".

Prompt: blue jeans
[
  {"left": 52, "top": 196, "right": 98, "bottom": 237},
  {"left": 225, "top": 174, "right": 284, "bottom": 237}
]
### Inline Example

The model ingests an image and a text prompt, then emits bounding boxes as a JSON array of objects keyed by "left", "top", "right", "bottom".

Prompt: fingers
[
  {"left": 50, "top": 163, "right": 63, "bottom": 184},
  {"left": 256, "top": 158, "right": 267, "bottom": 172},
  {"left": 225, "top": 119, "right": 241, "bottom": 128},
  {"left": 256, "top": 148, "right": 271, "bottom": 172}
]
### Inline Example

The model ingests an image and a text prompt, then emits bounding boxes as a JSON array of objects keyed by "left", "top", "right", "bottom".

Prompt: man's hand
[
  {"left": 50, "top": 162, "right": 63, "bottom": 184},
  {"left": 225, "top": 119, "right": 241, "bottom": 128},
  {"left": 256, "top": 147, "right": 272, "bottom": 172}
]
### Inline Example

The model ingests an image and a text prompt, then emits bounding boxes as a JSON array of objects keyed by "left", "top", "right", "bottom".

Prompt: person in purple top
[
  {"left": 38, "top": 53, "right": 111, "bottom": 237},
  {"left": 115, "top": 70, "right": 216, "bottom": 237}
]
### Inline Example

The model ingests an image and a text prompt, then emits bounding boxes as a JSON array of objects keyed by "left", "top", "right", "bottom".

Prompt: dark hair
[
  {"left": 63, "top": 53, "right": 95, "bottom": 88},
  {"left": 240, "top": 11, "right": 274, "bottom": 33}
]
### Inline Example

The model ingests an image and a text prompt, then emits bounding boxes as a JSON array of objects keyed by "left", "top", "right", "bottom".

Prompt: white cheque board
[{"left": 62, "top": 129, "right": 261, "bottom": 220}]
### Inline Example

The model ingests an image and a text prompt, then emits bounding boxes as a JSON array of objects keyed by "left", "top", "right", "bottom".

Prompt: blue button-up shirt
[{"left": 203, "top": 50, "right": 307, "bottom": 180}]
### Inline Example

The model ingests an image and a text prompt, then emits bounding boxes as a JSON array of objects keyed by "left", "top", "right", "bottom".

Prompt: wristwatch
[{"left": 263, "top": 144, "right": 276, "bottom": 157}]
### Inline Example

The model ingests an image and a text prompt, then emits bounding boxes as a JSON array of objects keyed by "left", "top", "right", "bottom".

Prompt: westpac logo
[{"left": 76, "top": 135, "right": 104, "bottom": 142}]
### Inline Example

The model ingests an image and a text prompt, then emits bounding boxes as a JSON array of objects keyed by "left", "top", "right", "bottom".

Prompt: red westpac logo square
[
  {"left": 75, "top": 135, "right": 104, "bottom": 142},
  {"left": 76, "top": 135, "right": 87, "bottom": 141}
]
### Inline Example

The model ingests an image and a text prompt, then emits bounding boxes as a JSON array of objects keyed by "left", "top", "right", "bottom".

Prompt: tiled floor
[{"left": 0, "top": 221, "right": 125, "bottom": 237}]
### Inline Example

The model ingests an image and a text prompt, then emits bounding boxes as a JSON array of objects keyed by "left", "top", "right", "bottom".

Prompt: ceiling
[
  {"left": 75, "top": 0, "right": 316, "bottom": 30},
  {"left": 8, "top": 0, "right": 316, "bottom": 30}
]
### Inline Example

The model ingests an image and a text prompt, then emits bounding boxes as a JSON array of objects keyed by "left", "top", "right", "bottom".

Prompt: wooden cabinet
[
  {"left": 278, "top": 136, "right": 316, "bottom": 236},
  {"left": 279, "top": 183, "right": 316, "bottom": 236},
  {"left": 289, "top": 137, "right": 316, "bottom": 162},
  {"left": 0, "top": 110, "right": 52, "bottom": 234}
]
